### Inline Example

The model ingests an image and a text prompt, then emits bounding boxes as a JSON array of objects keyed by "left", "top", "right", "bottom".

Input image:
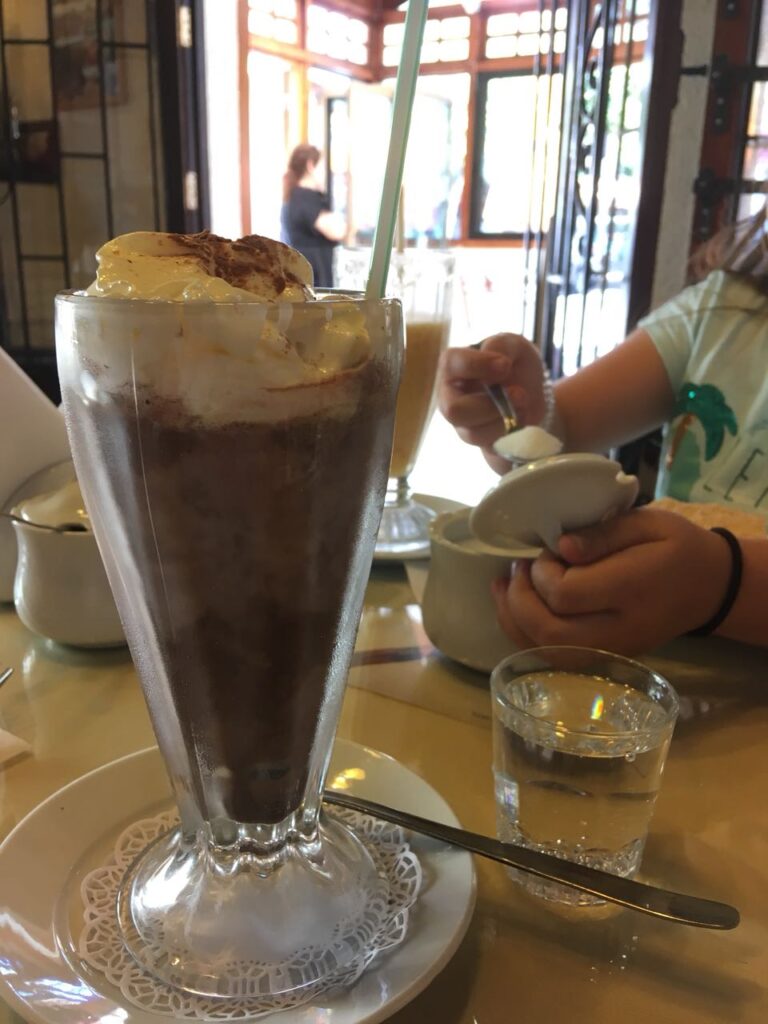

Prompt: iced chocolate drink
[
  {"left": 55, "top": 231, "right": 403, "bottom": 998},
  {"left": 389, "top": 318, "right": 450, "bottom": 479}
]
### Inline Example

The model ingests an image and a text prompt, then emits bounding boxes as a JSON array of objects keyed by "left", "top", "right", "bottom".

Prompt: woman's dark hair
[
  {"left": 690, "top": 199, "right": 768, "bottom": 294},
  {"left": 283, "top": 144, "right": 321, "bottom": 202}
]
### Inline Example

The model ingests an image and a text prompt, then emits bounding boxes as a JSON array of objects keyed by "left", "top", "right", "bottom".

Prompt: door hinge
[
  {"left": 692, "top": 169, "right": 735, "bottom": 240},
  {"left": 184, "top": 170, "right": 199, "bottom": 211},
  {"left": 178, "top": 4, "right": 193, "bottom": 48},
  {"left": 709, "top": 54, "right": 768, "bottom": 132}
]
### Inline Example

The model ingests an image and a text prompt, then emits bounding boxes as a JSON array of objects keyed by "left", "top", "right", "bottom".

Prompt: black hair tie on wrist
[{"left": 687, "top": 527, "right": 743, "bottom": 637}]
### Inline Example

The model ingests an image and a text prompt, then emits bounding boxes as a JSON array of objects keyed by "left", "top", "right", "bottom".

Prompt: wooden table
[{"left": 1, "top": 562, "right": 767, "bottom": 1023}]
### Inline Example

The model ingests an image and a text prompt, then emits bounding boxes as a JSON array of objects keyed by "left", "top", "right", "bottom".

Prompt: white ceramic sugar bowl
[
  {"left": 421, "top": 508, "right": 533, "bottom": 673},
  {"left": 11, "top": 480, "right": 125, "bottom": 648}
]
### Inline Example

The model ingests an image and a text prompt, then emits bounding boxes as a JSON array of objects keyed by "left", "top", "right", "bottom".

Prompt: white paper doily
[{"left": 78, "top": 808, "right": 422, "bottom": 1020}]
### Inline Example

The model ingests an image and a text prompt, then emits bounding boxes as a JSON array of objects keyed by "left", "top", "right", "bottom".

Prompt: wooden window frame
[{"left": 240, "top": 0, "right": 641, "bottom": 245}]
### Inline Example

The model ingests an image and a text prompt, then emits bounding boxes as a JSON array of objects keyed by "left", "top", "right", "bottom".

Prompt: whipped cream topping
[
  {"left": 73, "top": 230, "right": 381, "bottom": 425},
  {"left": 86, "top": 231, "right": 314, "bottom": 302}
]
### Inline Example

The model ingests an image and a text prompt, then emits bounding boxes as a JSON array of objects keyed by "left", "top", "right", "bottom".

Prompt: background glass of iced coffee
[
  {"left": 491, "top": 647, "right": 678, "bottom": 906},
  {"left": 336, "top": 248, "right": 454, "bottom": 556},
  {"left": 55, "top": 291, "right": 402, "bottom": 1000}
]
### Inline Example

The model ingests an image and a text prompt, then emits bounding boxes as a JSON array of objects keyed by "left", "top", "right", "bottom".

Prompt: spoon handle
[
  {"left": 483, "top": 383, "right": 518, "bottom": 434},
  {"left": 324, "top": 790, "right": 739, "bottom": 930},
  {"left": 467, "top": 342, "right": 518, "bottom": 433},
  {"left": 0, "top": 511, "right": 81, "bottom": 533}
]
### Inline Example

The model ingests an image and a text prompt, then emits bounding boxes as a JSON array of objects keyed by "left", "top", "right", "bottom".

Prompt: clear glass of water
[{"left": 490, "top": 647, "right": 679, "bottom": 906}]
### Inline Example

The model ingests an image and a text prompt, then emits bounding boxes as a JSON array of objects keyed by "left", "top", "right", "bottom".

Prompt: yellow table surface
[{"left": 1, "top": 563, "right": 767, "bottom": 1023}]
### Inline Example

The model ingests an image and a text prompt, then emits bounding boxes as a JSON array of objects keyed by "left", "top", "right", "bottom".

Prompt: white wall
[{"left": 651, "top": 0, "right": 718, "bottom": 308}]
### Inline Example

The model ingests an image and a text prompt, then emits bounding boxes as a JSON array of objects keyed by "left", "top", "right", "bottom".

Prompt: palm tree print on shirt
[{"left": 665, "top": 383, "right": 738, "bottom": 474}]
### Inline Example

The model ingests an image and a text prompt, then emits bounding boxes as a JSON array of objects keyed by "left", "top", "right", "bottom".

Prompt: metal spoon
[
  {"left": 324, "top": 790, "right": 739, "bottom": 930},
  {"left": 484, "top": 382, "right": 519, "bottom": 435},
  {"left": 468, "top": 341, "right": 519, "bottom": 434},
  {"left": 0, "top": 511, "right": 88, "bottom": 533},
  {"left": 0, "top": 667, "right": 12, "bottom": 688}
]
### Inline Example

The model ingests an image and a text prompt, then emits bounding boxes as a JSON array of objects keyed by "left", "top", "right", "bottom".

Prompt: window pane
[
  {"left": 6, "top": 44, "right": 51, "bottom": 120},
  {"left": 485, "top": 36, "right": 518, "bottom": 59},
  {"left": 383, "top": 22, "right": 404, "bottom": 46},
  {"left": 475, "top": 74, "right": 563, "bottom": 235},
  {"left": 108, "top": 0, "right": 147, "bottom": 45},
  {"left": 517, "top": 33, "right": 540, "bottom": 57},
  {"left": 518, "top": 11, "right": 540, "bottom": 33},
  {"left": 349, "top": 44, "right": 368, "bottom": 66},
  {"left": 632, "top": 18, "right": 649, "bottom": 43},
  {"left": 17, "top": 184, "right": 62, "bottom": 257},
  {"left": 439, "top": 16, "right": 470, "bottom": 39},
  {"left": 487, "top": 13, "right": 517, "bottom": 36},
  {"left": 742, "top": 141, "right": 768, "bottom": 185},
  {"left": 424, "top": 19, "right": 441, "bottom": 41},
  {"left": 275, "top": 19, "right": 297, "bottom": 44},
  {"left": 421, "top": 40, "right": 441, "bottom": 63},
  {"left": 3, "top": 0, "right": 47, "bottom": 39},
  {"left": 274, "top": 0, "right": 296, "bottom": 18},
  {"left": 402, "top": 73, "right": 470, "bottom": 242},
  {"left": 307, "top": 4, "right": 324, "bottom": 27},
  {"left": 348, "top": 19, "right": 368, "bottom": 44},
  {"left": 737, "top": 190, "right": 768, "bottom": 221},
  {"left": 249, "top": 10, "right": 275, "bottom": 37},
  {"left": 439, "top": 38, "right": 469, "bottom": 62},
  {"left": 747, "top": 82, "right": 768, "bottom": 137},
  {"left": 367, "top": 74, "right": 469, "bottom": 245},
  {"left": 106, "top": 49, "right": 158, "bottom": 235},
  {"left": 25, "top": 259, "right": 66, "bottom": 348}
]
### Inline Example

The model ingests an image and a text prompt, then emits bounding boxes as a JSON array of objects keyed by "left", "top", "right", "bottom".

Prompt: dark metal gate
[
  {"left": 537, "top": 0, "right": 683, "bottom": 378},
  {"left": 0, "top": 0, "right": 209, "bottom": 401}
]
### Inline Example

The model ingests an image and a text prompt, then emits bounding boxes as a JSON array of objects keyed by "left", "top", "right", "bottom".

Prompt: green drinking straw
[{"left": 365, "top": 0, "right": 429, "bottom": 300}]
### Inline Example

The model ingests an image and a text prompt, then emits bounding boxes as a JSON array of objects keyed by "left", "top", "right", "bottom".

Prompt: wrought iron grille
[
  {"left": 0, "top": 0, "right": 207, "bottom": 401},
  {"left": 532, "top": 0, "right": 679, "bottom": 377}
]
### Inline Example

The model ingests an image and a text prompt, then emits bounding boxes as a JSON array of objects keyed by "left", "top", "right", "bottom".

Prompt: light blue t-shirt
[{"left": 639, "top": 270, "right": 768, "bottom": 512}]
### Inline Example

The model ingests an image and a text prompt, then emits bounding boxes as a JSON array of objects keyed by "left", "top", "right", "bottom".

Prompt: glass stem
[{"left": 386, "top": 475, "right": 412, "bottom": 507}]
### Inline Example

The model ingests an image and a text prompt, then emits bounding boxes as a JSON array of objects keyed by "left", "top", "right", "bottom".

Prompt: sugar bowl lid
[{"left": 469, "top": 452, "right": 638, "bottom": 553}]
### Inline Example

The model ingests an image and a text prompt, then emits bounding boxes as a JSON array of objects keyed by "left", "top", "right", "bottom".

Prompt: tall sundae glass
[{"left": 55, "top": 232, "right": 403, "bottom": 999}]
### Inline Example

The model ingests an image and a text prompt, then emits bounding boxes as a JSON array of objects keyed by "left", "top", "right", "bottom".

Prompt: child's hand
[
  {"left": 437, "top": 333, "right": 549, "bottom": 453},
  {"left": 491, "top": 508, "right": 732, "bottom": 655}
]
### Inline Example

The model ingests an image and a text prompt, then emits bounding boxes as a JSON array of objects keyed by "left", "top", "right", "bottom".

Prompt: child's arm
[
  {"left": 492, "top": 508, "right": 767, "bottom": 653},
  {"left": 552, "top": 329, "right": 676, "bottom": 451},
  {"left": 438, "top": 329, "right": 676, "bottom": 470}
]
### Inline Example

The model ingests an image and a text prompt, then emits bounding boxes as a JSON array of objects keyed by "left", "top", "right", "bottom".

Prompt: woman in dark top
[{"left": 282, "top": 144, "right": 345, "bottom": 288}]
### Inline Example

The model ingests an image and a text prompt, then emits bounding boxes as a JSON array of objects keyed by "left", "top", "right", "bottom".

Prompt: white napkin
[
  {"left": 0, "top": 347, "right": 71, "bottom": 506},
  {"left": 0, "top": 727, "right": 31, "bottom": 768},
  {"left": 0, "top": 348, "right": 73, "bottom": 602}
]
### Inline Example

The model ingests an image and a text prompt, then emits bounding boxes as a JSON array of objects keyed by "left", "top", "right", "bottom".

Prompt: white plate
[
  {"left": 470, "top": 453, "right": 638, "bottom": 553},
  {"left": 374, "top": 494, "right": 468, "bottom": 563},
  {"left": 0, "top": 739, "right": 475, "bottom": 1024}
]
